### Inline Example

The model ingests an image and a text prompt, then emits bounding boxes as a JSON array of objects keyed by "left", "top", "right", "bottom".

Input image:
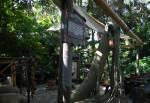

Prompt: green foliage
[
  {"left": 139, "top": 56, "right": 150, "bottom": 73},
  {"left": 118, "top": 1, "right": 150, "bottom": 75},
  {"left": 0, "top": 0, "right": 149, "bottom": 77},
  {"left": 74, "top": 0, "right": 150, "bottom": 76},
  {"left": 74, "top": 46, "right": 92, "bottom": 80},
  {"left": 0, "top": 0, "right": 60, "bottom": 74}
]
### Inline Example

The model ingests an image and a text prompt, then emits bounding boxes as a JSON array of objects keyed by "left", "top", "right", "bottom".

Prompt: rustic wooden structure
[
  {"left": 0, "top": 58, "right": 17, "bottom": 87},
  {"left": 53, "top": 0, "right": 143, "bottom": 102},
  {"left": 0, "top": 57, "right": 35, "bottom": 103}
]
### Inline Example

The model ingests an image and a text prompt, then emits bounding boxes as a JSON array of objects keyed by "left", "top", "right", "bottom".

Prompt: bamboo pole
[{"left": 93, "top": 0, "right": 143, "bottom": 45}]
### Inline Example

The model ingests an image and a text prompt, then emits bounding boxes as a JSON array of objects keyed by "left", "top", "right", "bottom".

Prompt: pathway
[{"left": 31, "top": 84, "right": 57, "bottom": 103}]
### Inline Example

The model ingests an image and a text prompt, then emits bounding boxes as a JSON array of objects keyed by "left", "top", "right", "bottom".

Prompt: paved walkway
[
  {"left": 30, "top": 84, "right": 131, "bottom": 103},
  {"left": 31, "top": 85, "right": 57, "bottom": 103}
]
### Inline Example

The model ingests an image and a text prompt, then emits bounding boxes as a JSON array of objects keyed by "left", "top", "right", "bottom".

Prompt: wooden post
[
  {"left": 19, "top": 59, "right": 23, "bottom": 94},
  {"left": 11, "top": 62, "right": 13, "bottom": 87},
  {"left": 12, "top": 62, "right": 16, "bottom": 87},
  {"left": 136, "top": 49, "right": 140, "bottom": 75},
  {"left": 31, "top": 57, "right": 36, "bottom": 97},
  {"left": 58, "top": 42, "right": 63, "bottom": 103},
  {"left": 27, "top": 58, "right": 31, "bottom": 103},
  {"left": 111, "top": 24, "right": 121, "bottom": 103},
  {"left": 62, "top": 43, "right": 72, "bottom": 103},
  {"left": 77, "top": 59, "right": 80, "bottom": 83},
  {"left": 58, "top": 0, "right": 73, "bottom": 103},
  {"left": 92, "top": 30, "right": 95, "bottom": 61}
]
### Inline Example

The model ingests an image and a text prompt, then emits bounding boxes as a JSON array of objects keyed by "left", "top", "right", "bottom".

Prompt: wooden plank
[
  {"left": 0, "top": 61, "right": 14, "bottom": 64},
  {"left": 0, "top": 63, "right": 11, "bottom": 74}
]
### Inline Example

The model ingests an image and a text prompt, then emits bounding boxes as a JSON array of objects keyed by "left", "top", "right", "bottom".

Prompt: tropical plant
[{"left": 0, "top": 0, "right": 61, "bottom": 74}]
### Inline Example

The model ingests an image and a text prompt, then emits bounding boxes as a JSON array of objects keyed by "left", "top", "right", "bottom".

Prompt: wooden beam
[
  {"left": 0, "top": 61, "right": 13, "bottom": 64},
  {"left": 121, "top": 45, "right": 135, "bottom": 49},
  {"left": 93, "top": 0, "right": 143, "bottom": 45},
  {"left": 0, "top": 63, "right": 11, "bottom": 74}
]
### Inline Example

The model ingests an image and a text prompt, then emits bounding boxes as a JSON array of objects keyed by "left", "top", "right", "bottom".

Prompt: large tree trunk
[{"left": 71, "top": 33, "right": 109, "bottom": 102}]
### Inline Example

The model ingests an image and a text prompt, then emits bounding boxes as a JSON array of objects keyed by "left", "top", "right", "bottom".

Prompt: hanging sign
[{"left": 68, "top": 11, "right": 85, "bottom": 45}]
